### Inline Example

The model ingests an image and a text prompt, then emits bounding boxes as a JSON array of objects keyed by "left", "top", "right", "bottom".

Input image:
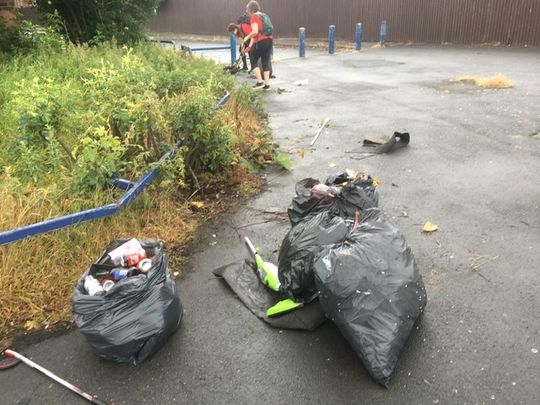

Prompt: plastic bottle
[{"left": 84, "top": 275, "right": 105, "bottom": 296}]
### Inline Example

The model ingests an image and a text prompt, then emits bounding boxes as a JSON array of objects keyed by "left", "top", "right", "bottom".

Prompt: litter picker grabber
[
  {"left": 244, "top": 237, "right": 281, "bottom": 292},
  {"left": 223, "top": 55, "right": 244, "bottom": 74},
  {"left": 244, "top": 237, "right": 304, "bottom": 317},
  {"left": 266, "top": 298, "right": 303, "bottom": 318},
  {"left": 0, "top": 349, "right": 108, "bottom": 405}
]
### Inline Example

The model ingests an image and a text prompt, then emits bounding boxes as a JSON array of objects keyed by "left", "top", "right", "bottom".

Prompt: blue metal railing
[
  {"left": 152, "top": 39, "right": 177, "bottom": 49},
  {"left": 181, "top": 35, "right": 237, "bottom": 65},
  {"left": 0, "top": 92, "right": 230, "bottom": 246}
]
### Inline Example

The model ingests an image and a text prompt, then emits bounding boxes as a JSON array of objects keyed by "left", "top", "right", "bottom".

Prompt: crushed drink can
[
  {"left": 109, "top": 254, "right": 127, "bottom": 267},
  {"left": 125, "top": 252, "right": 146, "bottom": 267},
  {"left": 102, "top": 280, "right": 115, "bottom": 292},
  {"left": 137, "top": 258, "right": 152, "bottom": 273},
  {"left": 110, "top": 268, "right": 138, "bottom": 281},
  {"left": 108, "top": 238, "right": 146, "bottom": 266},
  {"left": 109, "top": 251, "right": 146, "bottom": 267},
  {"left": 84, "top": 275, "right": 105, "bottom": 296}
]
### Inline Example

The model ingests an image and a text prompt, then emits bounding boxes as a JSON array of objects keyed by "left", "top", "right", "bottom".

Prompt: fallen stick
[
  {"left": 310, "top": 118, "right": 330, "bottom": 146},
  {"left": 1, "top": 349, "right": 107, "bottom": 404}
]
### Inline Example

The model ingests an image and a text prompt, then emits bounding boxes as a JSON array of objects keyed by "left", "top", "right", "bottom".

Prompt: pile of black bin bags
[
  {"left": 72, "top": 239, "right": 182, "bottom": 364},
  {"left": 278, "top": 171, "right": 427, "bottom": 387}
]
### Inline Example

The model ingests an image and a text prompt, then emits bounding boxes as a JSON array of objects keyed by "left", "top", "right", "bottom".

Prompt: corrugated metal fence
[{"left": 149, "top": 0, "right": 540, "bottom": 46}]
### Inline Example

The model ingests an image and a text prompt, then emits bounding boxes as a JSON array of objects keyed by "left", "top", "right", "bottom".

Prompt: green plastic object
[
  {"left": 245, "top": 237, "right": 281, "bottom": 292},
  {"left": 266, "top": 298, "right": 303, "bottom": 318}
]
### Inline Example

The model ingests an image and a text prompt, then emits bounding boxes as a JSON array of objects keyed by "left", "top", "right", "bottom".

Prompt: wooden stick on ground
[{"left": 310, "top": 117, "right": 330, "bottom": 146}]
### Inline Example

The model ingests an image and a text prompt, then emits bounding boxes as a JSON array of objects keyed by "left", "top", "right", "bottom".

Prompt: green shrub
[
  {"left": 1, "top": 41, "right": 275, "bottom": 202},
  {"left": 70, "top": 127, "right": 126, "bottom": 194},
  {"left": 0, "top": 15, "right": 65, "bottom": 56},
  {"left": 170, "top": 85, "right": 233, "bottom": 173}
]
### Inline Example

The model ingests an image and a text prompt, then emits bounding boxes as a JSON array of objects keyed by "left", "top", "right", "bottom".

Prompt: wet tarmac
[{"left": 2, "top": 44, "right": 539, "bottom": 405}]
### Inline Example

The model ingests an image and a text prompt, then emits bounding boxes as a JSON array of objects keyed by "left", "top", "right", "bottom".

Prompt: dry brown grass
[
  {"left": 0, "top": 181, "right": 263, "bottom": 350},
  {"left": 0, "top": 192, "right": 198, "bottom": 345},
  {"left": 450, "top": 73, "right": 514, "bottom": 89},
  {"left": 222, "top": 94, "right": 265, "bottom": 143}
]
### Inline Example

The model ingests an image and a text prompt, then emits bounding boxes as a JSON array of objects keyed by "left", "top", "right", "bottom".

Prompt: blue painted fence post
[
  {"left": 380, "top": 20, "right": 387, "bottom": 46},
  {"left": 230, "top": 34, "right": 237, "bottom": 64},
  {"left": 328, "top": 25, "right": 336, "bottom": 54},
  {"left": 355, "top": 22, "right": 363, "bottom": 50},
  {"left": 299, "top": 27, "right": 306, "bottom": 57}
]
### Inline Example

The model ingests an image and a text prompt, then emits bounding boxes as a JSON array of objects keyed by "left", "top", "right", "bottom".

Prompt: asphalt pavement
[{"left": 1, "top": 44, "right": 539, "bottom": 405}]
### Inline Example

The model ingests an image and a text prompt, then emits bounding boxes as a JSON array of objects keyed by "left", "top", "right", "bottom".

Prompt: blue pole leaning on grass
[
  {"left": 328, "top": 25, "right": 336, "bottom": 54},
  {"left": 355, "top": 22, "right": 363, "bottom": 50},
  {"left": 380, "top": 20, "right": 387, "bottom": 46},
  {"left": 299, "top": 27, "right": 306, "bottom": 57},
  {"left": 230, "top": 34, "right": 237, "bottom": 64}
]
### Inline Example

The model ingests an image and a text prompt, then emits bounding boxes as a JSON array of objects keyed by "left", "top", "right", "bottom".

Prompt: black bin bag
[
  {"left": 313, "top": 209, "right": 427, "bottom": 386},
  {"left": 278, "top": 211, "right": 349, "bottom": 303},
  {"left": 72, "top": 239, "right": 183, "bottom": 364},
  {"left": 288, "top": 172, "right": 379, "bottom": 226}
]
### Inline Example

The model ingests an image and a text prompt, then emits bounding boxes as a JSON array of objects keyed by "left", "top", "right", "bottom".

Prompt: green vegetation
[
  {"left": 0, "top": 26, "right": 282, "bottom": 347},
  {"left": 33, "top": 0, "right": 163, "bottom": 44},
  {"left": 0, "top": 32, "right": 268, "bottom": 201},
  {"left": 0, "top": 14, "right": 65, "bottom": 55}
]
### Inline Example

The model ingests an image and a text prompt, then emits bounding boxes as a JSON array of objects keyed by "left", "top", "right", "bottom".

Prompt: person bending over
[{"left": 227, "top": 14, "right": 252, "bottom": 71}]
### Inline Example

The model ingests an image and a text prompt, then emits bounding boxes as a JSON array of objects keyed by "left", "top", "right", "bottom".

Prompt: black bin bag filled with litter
[
  {"left": 313, "top": 209, "right": 427, "bottom": 386},
  {"left": 288, "top": 171, "right": 379, "bottom": 226},
  {"left": 278, "top": 211, "right": 349, "bottom": 303},
  {"left": 72, "top": 239, "right": 183, "bottom": 364}
]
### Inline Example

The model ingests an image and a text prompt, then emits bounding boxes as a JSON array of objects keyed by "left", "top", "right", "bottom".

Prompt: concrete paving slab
[{"left": 1, "top": 45, "right": 539, "bottom": 405}]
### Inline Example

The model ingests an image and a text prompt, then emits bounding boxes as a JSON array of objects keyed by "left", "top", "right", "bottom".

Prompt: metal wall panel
[{"left": 149, "top": 0, "right": 540, "bottom": 46}]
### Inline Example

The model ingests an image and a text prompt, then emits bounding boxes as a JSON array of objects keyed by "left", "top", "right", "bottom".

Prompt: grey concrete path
[{"left": 1, "top": 45, "right": 539, "bottom": 405}]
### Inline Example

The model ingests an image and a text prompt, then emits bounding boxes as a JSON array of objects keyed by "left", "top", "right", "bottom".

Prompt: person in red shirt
[{"left": 242, "top": 1, "right": 273, "bottom": 90}]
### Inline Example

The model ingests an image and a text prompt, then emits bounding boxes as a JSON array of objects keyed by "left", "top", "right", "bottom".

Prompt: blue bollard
[
  {"left": 380, "top": 20, "right": 387, "bottom": 46},
  {"left": 230, "top": 34, "right": 237, "bottom": 64},
  {"left": 328, "top": 25, "right": 336, "bottom": 54},
  {"left": 299, "top": 27, "right": 306, "bottom": 57},
  {"left": 355, "top": 22, "right": 363, "bottom": 50}
]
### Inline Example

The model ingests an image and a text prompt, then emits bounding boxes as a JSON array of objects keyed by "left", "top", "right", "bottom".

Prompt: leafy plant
[
  {"left": 70, "top": 127, "right": 126, "bottom": 193},
  {"left": 171, "top": 85, "right": 233, "bottom": 173},
  {"left": 9, "top": 76, "right": 75, "bottom": 182},
  {"left": 274, "top": 152, "right": 293, "bottom": 171}
]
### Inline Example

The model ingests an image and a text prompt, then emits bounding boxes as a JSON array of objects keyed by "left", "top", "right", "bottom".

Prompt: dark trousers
[{"left": 251, "top": 38, "right": 273, "bottom": 72}]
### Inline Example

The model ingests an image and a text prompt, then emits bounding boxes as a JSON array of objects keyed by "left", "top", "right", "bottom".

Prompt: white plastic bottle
[{"left": 84, "top": 275, "right": 105, "bottom": 296}]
